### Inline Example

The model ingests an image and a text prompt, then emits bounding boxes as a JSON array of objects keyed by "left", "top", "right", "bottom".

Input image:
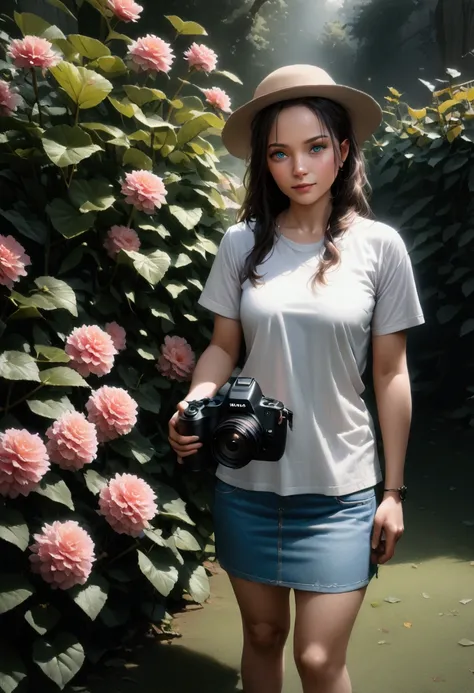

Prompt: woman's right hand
[{"left": 168, "top": 400, "right": 203, "bottom": 464}]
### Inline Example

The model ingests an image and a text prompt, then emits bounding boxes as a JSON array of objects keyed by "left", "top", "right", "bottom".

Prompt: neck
[{"left": 280, "top": 192, "right": 333, "bottom": 241}]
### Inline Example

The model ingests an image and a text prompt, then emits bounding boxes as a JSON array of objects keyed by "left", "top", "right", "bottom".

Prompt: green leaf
[
  {"left": 14, "top": 11, "right": 53, "bottom": 37},
  {"left": 164, "top": 281, "right": 186, "bottom": 299},
  {"left": 91, "top": 55, "right": 127, "bottom": 76},
  {"left": 444, "top": 155, "right": 469, "bottom": 174},
  {"left": 169, "top": 205, "right": 202, "bottom": 229},
  {"left": 34, "top": 277, "right": 77, "bottom": 317},
  {"left": 149, "top": 300, "right": 174, "bottom": 323},
  {"left": 50, "top": 62, "right": 113, "bottom": 110},
  {"left": 461, "top": 318, "right": 474, "bottom": 336},
  {"left": 124, "top": 85, "right": 166, "bottom": 106},
  {"left": 0, "top": 644, "right": 27, "bottom": 693},
  {"left": 134, "top": 383, "right": 161, "bottom": 413},
  {"left": 83, "top": 470, "right": 107, "bottom": 495},
  {"left": 25, "top": 604, "right": 61, "bottom": 635},
  {"left": 157, "top": 483, "right": 195, "bottom": 526},
  {"left": 33, "top": 633, "right": 84, "bottom": 690},
  {"left": 173, "top": 526, "right": 202, "bottom": 552},
  {"left": 68, "top": 34, "right": 110, "bottom": 59},
  {"left": 34, "top": 473, "right": 74, "bottom": 509},
  {"left": 123, "top": 148, "right": 153, "bottom": 171},
  {"left": 137, "top": 549, "right": 179, "bottom": 598},
  {"left": 47, "top": 199, "right": 97, "bottom": 239},
  {"left": 462, "top": 277, "right": 474, "bottom": 297},
  {"left": 127, "top": 430, "right": 155, "bottom": 464},
  {"left": 69, "top": 575, "right": 109, "bottom": 621},
  {"left": 0, "top": 574, "right": 34, "bottom": 615},
  {"left": 27, "top": 395, "right": 74, "bottom": 419},
  {"left": 185, "top": 564, "right": 210, "bottom": 604},
  {"left": 165, "top": 15, "right": 207, "bottom": 35},
  {"left": 39, "top": 367, "right": 90, "bottom": 388},
  {"left": 69, "top": 178, "right": 116, "bottom": 213},
  {"left": 143, "top": 528, "right": 167, "bottom": 547},
  {"left": 175, "top": 253, "right": 192, "bottom": 268},
  {"left": 10, "top": 290, "right": 57, "bottom": 312},
  {"left": 46, "top": 0, "right": 76, "bottom": 19},
  {"left": 80, "top": 122, "right": 127, "bottom": 140},
  {"left": 134, "top": 111, "right": 174, "bottom": 130},
  {"left": 0, "top": 209, "right": 48, "bottom": 244},
  {"left": 123, "top": 249, "right": 171, "bottom": 286},
  {"left": 0, "top": 351, "right": 40, "bottom": 382},
  {"left": 43, "top": 125, "right": 102, "bottom": 167},
  {"left": 34, "top": 346, "right": 70, "bottom": 363},
  {"left": 437, "top": 305, "right": 461, "bottom": 324},
  {"left": 399, "top": 197, "right": 433, "bottom": 227},
  {"left": 0, "top": 508, "right": 29, "bottom": 551},
  {"left": 177, "top": 113, "right": 224, "bottom": 146},
  {"left": 108, "top": 96, "right": 139, "bottom": 118},
  {"left": 215, "top": 70, "right": 243, "bottom": 85}
]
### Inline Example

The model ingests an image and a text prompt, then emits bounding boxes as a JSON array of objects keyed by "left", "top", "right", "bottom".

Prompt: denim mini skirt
[{"left": 213, "top": 480, "right": 378, "bottom": 593}]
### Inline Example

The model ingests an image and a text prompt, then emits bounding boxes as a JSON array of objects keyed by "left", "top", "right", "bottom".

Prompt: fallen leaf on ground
[
  {"left": 370, "top": 601, "right": 381, "bottom": 608},
  {"left": 458, "top": 639, "right": 474, "bottom": 647},
  {"left": 404, "top": 622, "right": 413, "bottom": 628},
  {"left": 411, "top": 563, "right": 419, "bottom": 569},
  {"left": 460, "top": 598, "right": 472, "bottom": 605},
  {"left": 422, "top": 592, "right": 430, "bottom": 599},
  {"left": 377, "top": 640, "right": 390, "bottom": 645},
  {"left": 384, "top": 596, "right": 401, "bottom": 604}
]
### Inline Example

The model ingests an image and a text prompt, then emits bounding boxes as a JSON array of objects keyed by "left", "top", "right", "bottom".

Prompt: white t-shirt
[{"left": 198, "top": 217, "right": 425, "bottom": 496}]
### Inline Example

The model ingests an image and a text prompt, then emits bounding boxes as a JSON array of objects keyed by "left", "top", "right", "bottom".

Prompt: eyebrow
[{"left": 268, "top": 134, "right": 329, "bottom": 149}]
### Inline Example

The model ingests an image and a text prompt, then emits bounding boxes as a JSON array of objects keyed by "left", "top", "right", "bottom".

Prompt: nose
[{"left": 292, "top": 156, "right": 308, "bottom": 178}]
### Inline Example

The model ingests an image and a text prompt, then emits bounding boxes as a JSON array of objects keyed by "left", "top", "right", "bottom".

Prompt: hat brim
[{"left": 221, "top": 84, "right": 382, "bottom": 159}]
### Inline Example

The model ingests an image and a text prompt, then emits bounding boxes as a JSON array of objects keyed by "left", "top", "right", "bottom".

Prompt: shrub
[{"left": 0, "top": 1, "right": 241, "bottom": 690}]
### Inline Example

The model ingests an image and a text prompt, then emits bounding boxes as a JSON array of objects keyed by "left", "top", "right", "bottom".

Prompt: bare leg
[
  {"left": 228, "top": 574, "right": 291, "bottom": 693},
  {"left": 293, "top": 588, "right": 366, "bottom": 693}
]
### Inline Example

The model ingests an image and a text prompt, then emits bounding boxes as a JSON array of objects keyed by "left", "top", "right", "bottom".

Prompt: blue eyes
[
  {"left": 270, "top": 144, "right": 324, "bottom": 160},
  {"left": 311, "top": 145, "right": 324, "bottom": 153}
]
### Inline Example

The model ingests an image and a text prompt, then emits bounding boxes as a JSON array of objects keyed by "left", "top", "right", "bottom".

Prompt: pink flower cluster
[
  {"left": 127, "top": 35, "right": 174, "bottom": 74},
  {"left": 29, "top": 520, "right": 95, "bottom": 590},
  {"left": 65, "top": 325, "right": 117, "bottom": 378},
  {"left": 157, "top": 335, "right": 195, "bottom": 382},
  {"left": 99, "top": 473, "right": 157, "bottom": 536},
  {"left": 104, "top": 225, "right": 141, "bottom": 259},
  {"left": 105, "top": 322, "right": 127, "bottom": 352},
  {"left": 0, "top": 80, "right": 21, "bottom": 116},
  {"left": 203, "top": 87, "right": 231, "bottom": 113},
  {"left": 107, "top": 0, "right": 142, "bottom": 22},
  {"left": 8, "top": 36, "right": 61, "bottom": 70},
  {"left": 121, "top": 170, "right": 167, "bottom": 214},
  {"left": 0, "top": 235, "right": 31, "bottom": 289},
  {"left": 184, "top": 43, "right": 217, "bottom": 72},
  {"left": 0, "top": 429, "right": 50, "bottom": 498},
  {"left": 46, "top": 411, "right": 98, "bottom": 471},
  {"left": 86, "top": 386, "right": 138, "bottom": 442}
]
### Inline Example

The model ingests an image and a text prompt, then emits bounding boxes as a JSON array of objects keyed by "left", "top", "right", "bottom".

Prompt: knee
[
  {"left": 244, "top": 622, "right": 289, "bottom": 652},
  {"left": 295, "top": 644, "right": 344, "bottom": 680}
]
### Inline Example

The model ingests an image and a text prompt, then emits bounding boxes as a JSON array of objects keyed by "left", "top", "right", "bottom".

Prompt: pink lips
[{"left": 292, "top": 183, "right": 315, "bottom": 192}]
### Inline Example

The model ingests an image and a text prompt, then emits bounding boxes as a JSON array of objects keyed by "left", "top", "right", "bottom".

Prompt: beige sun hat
[{"left": 222, "top": 64, "right": 383, "bottom": 160}]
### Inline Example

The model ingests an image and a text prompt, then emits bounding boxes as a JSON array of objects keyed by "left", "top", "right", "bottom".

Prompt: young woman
[{"left": 168, "top": 64, "right": 424, "bottom": 693}]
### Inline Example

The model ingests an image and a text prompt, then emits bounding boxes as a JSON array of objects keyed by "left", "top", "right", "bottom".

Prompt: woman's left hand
[{"left": 371, "top": 494, "right": 404, "bottom": 564}]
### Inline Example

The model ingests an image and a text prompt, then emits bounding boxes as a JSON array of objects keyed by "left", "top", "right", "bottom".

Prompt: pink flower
[
  {"left": 7, "top": 36, "right": 61, "bottom": 70},
  {"left": 157, "top": 335, "right": 195, "bottom": 382},
  {"left": 104, "top": 225, "right": 141, "bottom": 259},
  {"left": 121, "top": 170, "right": 167, "bottom": 214},
  {"left": 0, "top": 429, "right": 49, "bottom": 499},
  {"left": 99, "top": 473, "right": 157, "bottom": 537},
  {"left": 105, "top": 322, "right": 127, "bottom": 352},
  {"left": 86, "top": 386, "right": 138, "bottom": 442},
  {"left": 127, "top": 34, "right": 174, "bottom": 74},
  {"left": 65, "top": 325, "right": 117, "bottom": 378},
  {"left": 46, "top": 412, "right": 98, "bottom": 471},
  {"left": 184, "top": 43, "right": 217, "bottom": 72},
  {"left": 0, "top": 235, "right": 31, "bottom": 289},
  {"left": 0, "top": 80, "right": 21, "bottom": 116},
  {"left": 107, "top": 0, "right": 142, "bottom": 22},
  {"left": 29, "top": 520, "right": 95, "bottom": 590},
  {"left": 203, "top": 87, "right": 231, "bottom": 113}
]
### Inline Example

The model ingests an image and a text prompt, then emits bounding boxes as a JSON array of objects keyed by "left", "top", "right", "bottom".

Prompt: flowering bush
[{"left": 0, "top": 1, "right": 242, "bottom": 690}]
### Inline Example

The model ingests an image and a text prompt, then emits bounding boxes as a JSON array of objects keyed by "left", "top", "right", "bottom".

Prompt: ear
[{"left": 340, "top": 138, "right": 350, "bottom": 165}]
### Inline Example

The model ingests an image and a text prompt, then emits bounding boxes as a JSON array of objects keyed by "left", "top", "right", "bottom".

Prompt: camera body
[{"left": 176, "top": 377, "right": 293, "bottom": 472}]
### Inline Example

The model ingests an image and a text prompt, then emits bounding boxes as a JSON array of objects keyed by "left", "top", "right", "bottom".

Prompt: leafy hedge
[
  {"left": 368, "top": 70, "right": 474, "bottom": 416},
  {"left": 0, "top": 1, "right": 241, "bottom": 690}
]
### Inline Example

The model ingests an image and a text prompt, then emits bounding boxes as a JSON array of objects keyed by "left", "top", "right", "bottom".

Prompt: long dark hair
[{"left": 238, "top": 97, "right": 372, "bottom": 286}]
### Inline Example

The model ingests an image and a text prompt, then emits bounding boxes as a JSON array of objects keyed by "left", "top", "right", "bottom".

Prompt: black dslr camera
[{"left": 176, "top": 377, "right": 293, "bottom": 472}]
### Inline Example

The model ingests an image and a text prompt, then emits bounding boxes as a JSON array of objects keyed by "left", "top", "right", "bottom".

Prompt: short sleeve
[
  {"left": 372, "top": 234, "right": 425, "bottom": 336},
  {"left": 198, "top": 229, "right": 242, "bottom": 320}
]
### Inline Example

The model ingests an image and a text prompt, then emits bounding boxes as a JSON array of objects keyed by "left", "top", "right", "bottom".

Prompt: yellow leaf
[
  {"left": 408, "top": 106, "right": 427, "bottom": 119},
  {"left": 385, "top": 96, "right": 399, "bottom": 104},
  {"left": 454, "top": 87, "right": 474, "bottom": 102},
  {"left": 389, "top": 87, "right": 402, "bottom": 98},
  {"left": 434, "top": 86, "right": 452, "bottom": 98},
  {"left": 438, "top": 99, "right": 459, "bottom": 114},
  {"left": 403, "top": 622, "right": 412, "bottom": 629},
  {"left": 447, "top": 125, "right": 463, "bottom": 142}
]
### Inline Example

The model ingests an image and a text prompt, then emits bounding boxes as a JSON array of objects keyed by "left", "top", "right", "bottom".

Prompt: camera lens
[{"left": 211, "top": 415, "right": 263, "bottom": 469}]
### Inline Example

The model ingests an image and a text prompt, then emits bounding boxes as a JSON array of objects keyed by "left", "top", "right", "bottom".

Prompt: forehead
[{"left": 268, "top": 105, "right": 328, "bottom": 143}]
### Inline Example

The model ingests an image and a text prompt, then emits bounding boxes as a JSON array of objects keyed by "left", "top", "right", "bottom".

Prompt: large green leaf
[
  {"left": 34, "top": 346, "right": 70, "bottom": 363},
  {"left": 177, "top": 113, "right": 224, "bottom": 146},
  {"left": 34, "top": 277, "right": 77, "bottom": 316},
  {"left": 50, "top": 62, "right": 113, "bottom": 110},
  {"left": 108, "top": 96, "right": 139, "bottom": 118},
  {"left": 0, "top": 209, "right": 48, "bottom": 244},
  {"left": 137, "top": 549, "right": 179, "bottom": 598},
  {"left": 184, "top": 563, "right": 210, "bottom": 604},
  {"left": 215, "top": 69, "right": 243, "bottom": 85},
  {"left": 27, "top": 394, "right": 74, "bottom": 419},
  {"left": 0, "top": 351, "right": 40, "bottom": 382},
  {"left": 46, "top": 0, "right": 77, "bottom": 19},
  {"left": 10, "top": 290, "right": 57, "bottom": 312},
  {"left": 69, "top": 178, "right": 115, "bottom": 213},
  {"left": 69, "top": 575, "right": 109, "bottom": 621},
  {"left": 134, "top": 383, "right": 161, "bottom": 414},
  {"left": 124, "top": 85, "right": 166, "bottom": 106},
  {"left": 43, "top": 125, "right": 102, "bottom": 167},
  {"left": 25, "top": 604, "right": 61, "bottom": 635},
  {"left": 169, "top": 205, "right": 202, "bottom": 230},
  {"left": 83, "top": 469, "right": 108, "bottom": 495},
  {"left": 165, "top": 15, "right": 208, "bottom": 36},
  {"left": 47, "top": 199, "right": 97, "bottom": 239},
  {"left": 123, "top": 148, "right": 152, "bottom": 171},
  {"left": 39, "top": 367, "right": 90, "bottom": 388},
  {"left": 33, "top": 634, "right": 84, "bottom": 690},
  {"left": 68, "top": 34, "right": 110, "bottom": 59},
  {"left": 172, "top": 526, "right": 202, "bottom": 552},
  {"left": 91, "top": 55, "right": 127, "bottom": 76},
  {"left": 14, "top": 11, "right": 54, "bottom": 37},
  {"left": 34, "top": 473, "right": 74, "bottom": 510},
  {"left": 0, "top": 644, "right": 27, "bottom": 693},
  {"left": 123, "top": 249, "right": 171, "bottom": 286},
  {"left": 0, "top": 508, "right": 29, "bottom": 551},
  {"left": 157, "top": 483, "right": 195, "bottom": 526},
  {"left": 0, "top": 575, "right": 34, "bottom": 615}
]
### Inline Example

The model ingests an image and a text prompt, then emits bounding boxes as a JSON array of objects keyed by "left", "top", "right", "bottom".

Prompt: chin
[{"left": 287, "top": 192, "right": 324, "bottom": 206}]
